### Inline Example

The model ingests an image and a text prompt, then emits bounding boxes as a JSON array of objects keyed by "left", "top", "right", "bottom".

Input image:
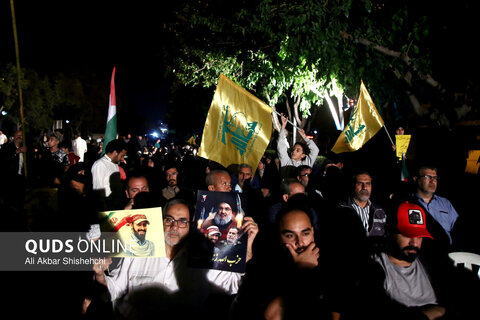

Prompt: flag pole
[
  {"left": 10, "top": 0, "right": 27, "bottom": 177},
  {"left": 272, "top": 109, "right": 302, "bottom": 131},
  {"left": 383, "top": 125, "right": 395, "bottom": 147}
]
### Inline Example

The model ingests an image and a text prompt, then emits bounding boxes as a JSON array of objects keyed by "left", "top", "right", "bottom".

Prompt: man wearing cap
[
  {"left": 373, "top": 202, "right": 440, "bottom": 314},
  {"left": 126, "top": 214, "right": 155, "bottom": 257},
  {"left": 412, "top": 165, "right": 459, "bottom": 245},
  {"left": 336, "top": 201, "right": 480, "bottom": 320},
  {"left": 205, "top": 225, "right": 222, "bottom": 244}
]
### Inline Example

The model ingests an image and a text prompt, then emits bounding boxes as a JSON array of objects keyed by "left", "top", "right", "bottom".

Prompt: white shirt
[
  {"left": 351, "top": 199, "right": 371, "bottom": 232},
  {"left": 72, "top": 136, "right": 88, "bottom": 162},
  {"left": 91, "top": 154, "right": 119, "bottom": 197},
  {"left": 105, "top": 247, "right": 243, "bottom": 308},
  {"left": 277, "top": 129, "right": 320, "bottom": 167},
  {"left": 0, "top": 133, "right": 7, "bottom": 145}
]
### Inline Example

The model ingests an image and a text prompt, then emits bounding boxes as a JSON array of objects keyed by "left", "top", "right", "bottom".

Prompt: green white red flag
[{"left": 102, "top": 67, "right": 117, "bottom": 155}]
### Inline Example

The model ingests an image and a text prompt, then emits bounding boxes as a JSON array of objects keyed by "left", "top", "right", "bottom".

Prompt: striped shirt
[{"left": 351, "top": 199, "right": 371, "bottom": 233}]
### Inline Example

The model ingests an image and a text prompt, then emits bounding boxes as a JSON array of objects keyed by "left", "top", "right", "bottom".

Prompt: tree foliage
[
  {"left": 0, "top": 63, "right": 107, "bottom": 135},
  {"left": 166, "top": 0, "right": 472, "bottom": 130}
]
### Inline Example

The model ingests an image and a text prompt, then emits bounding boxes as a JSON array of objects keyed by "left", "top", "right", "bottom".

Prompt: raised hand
[{"left": 281, "top": 113, "right": 288, "bottom": 130}]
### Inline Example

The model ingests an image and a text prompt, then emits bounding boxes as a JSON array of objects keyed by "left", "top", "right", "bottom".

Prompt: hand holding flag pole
[{"left": 272, "top": 109, "right": 302, "bottom": 131}]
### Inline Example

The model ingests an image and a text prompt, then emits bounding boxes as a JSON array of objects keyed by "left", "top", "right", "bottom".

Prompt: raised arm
[{"left": 277, "top": 114, "right": 291, "bottom": 167}]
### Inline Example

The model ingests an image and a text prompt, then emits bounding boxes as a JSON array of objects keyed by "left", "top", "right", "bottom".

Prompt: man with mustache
[
  {"left": 375, "top": 202, "right": 438, "bottom": 313},
  {"left": 126, "top": 214, "right": 155, "bottom": 257},
  {"left": 336, "top": 201, "right": 447, "bottom": 320},
  {"left": 92, "top": 199, "right": 243, "bottom": 317},
  {"left": 412, "top": 165, "right": 459, "bottom": 245},
  {"left": 202, "top": 201, "right": 238, "bottom": 241},
  {"left": 231, "top": 194, "right": 331, "bottom": 319},
  {"left": 162, "top": 165, "right": 180, "bottom": 200},
  {"left": 335, "top": 201, "right": 480, "bottom": 320},
  {"left": 327, "top": 171, "right": 389, "bottom": 318},
  {"left": 337, "top": 171, "right": 387, "bottom": 240},
  {"left": 161, "top": 164, "right": 195, "bottom": 205},
  {"left": 123, "top": 173, "right": 150, "bottom": 210}
]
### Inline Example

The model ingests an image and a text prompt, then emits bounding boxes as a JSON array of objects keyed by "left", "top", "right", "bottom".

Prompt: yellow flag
[
  {"left": 187, "top": 135, "right": 197, "bottom": 146},
  {"left": 465, "top": 150, "right": 480, "bottom": 174},
  {"left": 199, "top": 74, "right": 273, "bottom": 174},
  {"left": 396, "top": 135, "right": 411, "bottom": 160},
  {"left": 331, "top": 81, "right": 384, "bottom": 153}
]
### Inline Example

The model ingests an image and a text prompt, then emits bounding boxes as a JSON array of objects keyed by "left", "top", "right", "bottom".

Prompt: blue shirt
[{"left": 415, "top": 193, "right": 459, "bottom": 243}]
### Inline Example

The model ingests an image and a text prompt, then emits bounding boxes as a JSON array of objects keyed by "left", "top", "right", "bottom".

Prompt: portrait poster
[
  {"left": 191, "top": 190, "right": 248, "bottom": 273},
  {"left": 98, "top": 207, "right": 165, "bottom": 258}
]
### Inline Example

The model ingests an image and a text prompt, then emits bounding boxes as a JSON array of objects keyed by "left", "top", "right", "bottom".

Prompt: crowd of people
[{"left": 0, "top": 120, "right": 479, "bottom": 320}]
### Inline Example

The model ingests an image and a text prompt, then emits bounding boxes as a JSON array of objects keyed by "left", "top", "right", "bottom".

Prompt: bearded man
[
  {"left": 202, "top": 201, "right": 238, "bottom": 241},
  {"left": 126, "top": 214, "right": 155, "bottom": 257},
  {"left": 337, "top": 171, "right": 387, "bottom": 238}
]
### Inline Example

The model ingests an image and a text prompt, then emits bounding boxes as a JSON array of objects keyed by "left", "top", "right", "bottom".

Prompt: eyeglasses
[
  {"left": 163, "top": 217, "right": 190, "bottom": 228},
  {"left": 299, "top": 173, "right": 310, "bottom": 177},
  {"left": 419, "top": 175, "right": 438, "bottom": 181}
]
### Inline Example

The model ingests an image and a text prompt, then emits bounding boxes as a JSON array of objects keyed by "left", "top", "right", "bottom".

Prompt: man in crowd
[
  {"left": 161, "top": 164, "right": 195, "bottom": 204},
  {"left": 326, "top": 170, "right": 388, "bottom": 311},
  {"left": 267, "top": 178, "right": 306, "bottom": 225},
  {"left": 231, "top": 163, "right": 259, "bottom": 192},
  {"left": 206, "top": 169, "right": 232, "bottom": 192},
  {"left": 231, "top": 194, "right": 330, "bottom": 319},
  {"left": 336, "top": 201, "right": 480, "bottom": 319},
  {"left": 337, "top": 170, "right": 387, "bottom": 240},
  {"left": 91, "top": 199, "right": 244, "bottom": 317},
  {"left": 0, "top": 130, "right": 26, "bottom": 207},
  {"left": 412, "top": 165, "right": 459, "bottom": 246},
  {"left": 162, "top": 165, "right": 180, "bottom": 200},
  {"left": 72, "top": 130, "right": 88, "bottom": 162},
  {"left": 296, "top": 164, "right": 325, "bottom": 215},
  {"left": 39, "top": 132, "right": 70, "bottom": 186},
  {"left": 124, "top": 173, "right": 150, "bottom": 210},
  {"left": 91, "top": 139, "right": 127, "bottom": 210}
]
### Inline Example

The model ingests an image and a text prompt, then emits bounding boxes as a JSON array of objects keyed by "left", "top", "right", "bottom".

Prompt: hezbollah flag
[
  {"left": 102, "top": 67, "right": 117, "bottom": 155},
  {"left": 199, "top": 74, "right": 272, "bottom": 174},
  {"left": 331, "top": 81, "right": 384, "bottom": 153}
]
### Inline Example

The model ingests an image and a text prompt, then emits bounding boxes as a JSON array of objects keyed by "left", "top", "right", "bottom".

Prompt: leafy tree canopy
[{"left": 166, "top": 0, "right": 473, "bottom": 128}]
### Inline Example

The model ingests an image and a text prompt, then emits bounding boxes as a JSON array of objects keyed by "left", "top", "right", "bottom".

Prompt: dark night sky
[
  {"left": 1, "top": 1, "right": 175, "bottom": 135},
  {"left": 1, "top": 1, "right": 479, "bottom": 137}
]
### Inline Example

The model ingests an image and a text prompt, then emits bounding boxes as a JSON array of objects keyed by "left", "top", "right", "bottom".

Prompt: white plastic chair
[{"left": 448, "top": 252, "right": 480, "bottom": 279}]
